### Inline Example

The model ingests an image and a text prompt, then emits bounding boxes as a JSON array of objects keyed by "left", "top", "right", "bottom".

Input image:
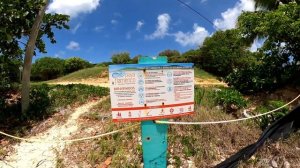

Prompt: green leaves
[
  {"left": 0, "top": 0, "right": 69, "bottom": 56},
  {"left": 111, "top": 52, "right": 131, "bottom": 64}
]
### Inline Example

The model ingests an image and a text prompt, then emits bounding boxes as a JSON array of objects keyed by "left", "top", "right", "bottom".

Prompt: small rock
[
  {"left": 284, "top": 161, "right": 290, "bottom": 168},
  {"left": 270, "top": 160, "right": 278, "bottom": 168}
]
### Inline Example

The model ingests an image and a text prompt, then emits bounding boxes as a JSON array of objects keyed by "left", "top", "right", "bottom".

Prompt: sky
[{"left": 38, "top": 0, "right": 258, "bottom": 63}]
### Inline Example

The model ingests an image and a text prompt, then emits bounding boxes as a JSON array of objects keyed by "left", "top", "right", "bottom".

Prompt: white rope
[
  {"left": 156, "top": 94, "right": 300, "bottom": 125},
  {"left": 0, "top": 124, "right": 139, "bottom": 143}
]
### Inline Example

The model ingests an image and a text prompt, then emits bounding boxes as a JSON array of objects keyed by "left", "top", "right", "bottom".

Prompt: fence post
[{"left": 139, "top": 56, "right": 168, "bottom": 168}]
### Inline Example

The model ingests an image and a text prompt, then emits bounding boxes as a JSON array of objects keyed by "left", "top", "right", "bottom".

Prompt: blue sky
[{"left": 39, "top": 0, "right": 256, "bottom": 63}]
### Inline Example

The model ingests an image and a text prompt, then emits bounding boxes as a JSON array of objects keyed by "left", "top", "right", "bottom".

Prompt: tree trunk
[{"left": 21, "top": 0, "right": 49, "bottom": 113}]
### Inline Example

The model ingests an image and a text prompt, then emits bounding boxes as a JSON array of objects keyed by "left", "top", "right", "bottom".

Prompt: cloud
[
  {"left": 111, "top": 19, "right": 118, "bottom": 25},
  {"left": 66, "top": 41, "right": 80, "bottom": 50},
  {"left": 201, "top": 0, "right": 207, "bottom": 3},
  {"left": 145, "top": 13, "right": 171, "bottom": 40},
  {"left": 94, "top": 26, "right": 104, "bottom": 32},
  {"left": 213, "top": 0, "right": 255, "bottom": 30},
  {"left": 71, "top": 23, "right": 81, "bottom": 34},
  {"left": 47, "top": 0, "right": 101, "bottom": 18},
  {"left": 174, "top": 24, "right": 209, "bottom": 47},
  {"left": 136, "top": 21, "right": 144, "bottom": 32}
]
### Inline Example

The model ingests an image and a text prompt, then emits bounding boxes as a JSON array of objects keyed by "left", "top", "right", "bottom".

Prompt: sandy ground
[{"left": 0, "top": 100, "right": 102, "bottom": 168}]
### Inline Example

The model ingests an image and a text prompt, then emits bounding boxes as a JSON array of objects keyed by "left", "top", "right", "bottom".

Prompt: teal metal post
[{"left": 139, "top": 56, "right": 168, "bottom": 168}]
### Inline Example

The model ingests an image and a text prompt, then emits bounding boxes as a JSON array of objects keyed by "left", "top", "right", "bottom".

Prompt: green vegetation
[
  {"left": 64, "top": 57, "right": 92, "bottom": 74},
  {"left": 200, "top": 29, "right": 256, "bottom": 77},
  {"left": 256, "top": 100, "right": 289, "bottom": 129},
  {"left": 226, "top": 2, "right": 300, "bottom": 93},
  {"left": 31, "top": 57, "right": 65, "bottom": 81},
  {"left": 194, "top": 67, "right": 215, "bottom": 80},
  {"left": 31, "top": 57, "right": 94, "bottom": 81},
  {"left": 111, "top": 52, "right": 131, "bottom": 64},
  {"left": 0, "top": 84, "right": 109, "bottom": 135},
  {"left": 52, "top": 66, "right": 107, "bottom": 82},
  {"left": 211, "top": 88, "right": 247, "bottom": 112}
]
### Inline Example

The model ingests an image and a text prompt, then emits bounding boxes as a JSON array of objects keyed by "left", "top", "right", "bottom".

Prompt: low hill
[{"left": 48, "top": 66, "right": 226, "bottom": 87}]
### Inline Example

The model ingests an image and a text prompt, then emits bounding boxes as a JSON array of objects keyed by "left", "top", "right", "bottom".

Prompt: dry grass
[{"left": 59, "top": 86, "right": 300, "bottom": 167}]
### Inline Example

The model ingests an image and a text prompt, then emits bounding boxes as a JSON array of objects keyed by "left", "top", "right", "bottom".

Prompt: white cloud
[
  {"left": 94, "top": 26, "right": 104, "bottom": 32},
  {"left": 136, "top": 21, "right": 144, "bottom": 32},
  {"left": 111, "top": 19, "right": 118, "bottom": 25},
  {"left": 66, "top": 41, "right": 80, "bottom": 50},
  {"left": 213, "top": 0, "right": 255, "bottom": 30},
  {"left": 47, "top": 0, "right": 100, "bottom": 18},
  {"left": 174, "top": 24, "right": 209, "bottom": 47},
  {"left": 145, "top": 13, "right": 171, "bottom": 40},
  {"left": 201, "top": 0, "right": 207, "bottom": 3},
  {"left": 71, "top": 23, "right": 81, "bottom": 34}
]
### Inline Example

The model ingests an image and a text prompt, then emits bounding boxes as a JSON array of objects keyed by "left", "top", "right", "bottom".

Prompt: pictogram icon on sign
[
  {"left": 180, "top": 108, "right": 184, "bottom": 113},
  {"left": 170, "top": 108, "right": 174, "bottom": 114},
  {"left": 160, "top": 109, "right": 165, "bottom": 115},
  {"left": 128, "top": 111, "right": 132, "bottom": 117},
  {"left": 117, "top": 112, "right": 122, "bottom": 118}
]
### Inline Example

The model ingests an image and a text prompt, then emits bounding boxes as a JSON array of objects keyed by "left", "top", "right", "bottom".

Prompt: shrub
[
  {"left": 194, "top": 86, "right": 205, "bottom": 105},
  {"left": 49, "top": 84, "right": 109, "bottom": 108},
  {"left": 211, "top": 88, "right": 247, "bottom": 112},
  {"left": 27, "top": 84, "right": 52, "bottom": 120},
  {"left": 111, "top": 52, "right": 131, "bottom": 64},
  {"left": 0, "top": 84, "right": 109, "bottom": 127},
  {"left": 64, "top": 57, "right": 92, "bottom": 74},
  {"left": 256, "top": 100, "right": 289, "bottom": 129},
  {"left": 31, "top": 57, "right": 65, "bottom": 81}
]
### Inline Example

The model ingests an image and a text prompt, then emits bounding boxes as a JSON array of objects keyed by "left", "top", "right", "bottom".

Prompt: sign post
[
  {"left": 109, "top": 56, "right": 194, "bottom": 168},
  {"left": 139, "top": 56, "right": 168, "bottom": 168}
]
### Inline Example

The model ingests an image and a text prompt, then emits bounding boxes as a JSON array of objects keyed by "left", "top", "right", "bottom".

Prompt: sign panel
[{"left": 109, "top": 63, "right": 194, "bottom": 122}]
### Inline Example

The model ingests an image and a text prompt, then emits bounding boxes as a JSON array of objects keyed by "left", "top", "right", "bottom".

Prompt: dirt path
[{"left": 0, "top": 100, "right": 102, "bottom": 168}]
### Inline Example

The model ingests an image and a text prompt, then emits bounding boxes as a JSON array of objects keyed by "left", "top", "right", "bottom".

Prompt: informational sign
[{"left": 109, "top": 63, "right": 194, "bottom": 122}]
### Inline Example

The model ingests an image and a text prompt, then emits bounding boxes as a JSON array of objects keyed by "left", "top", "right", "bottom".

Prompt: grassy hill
[
  {"left": 49, "top": 65, "right": 218, "bottom": 83},
  {"left": 49, "top": 66, "right": 107, "bottom": 82}
]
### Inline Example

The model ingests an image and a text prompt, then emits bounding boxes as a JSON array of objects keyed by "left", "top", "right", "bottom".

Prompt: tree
[
  {"left": 0, "top": 1, "right": 69, "bottom": 112},
  {"left": 131, "top": 55, "right": 141, "bottom": 64},
  {"left": 31, "top": 57, "right": 65, "bottom": 81},
  {"left": 181, "top": 49, "right": 202, "bottom": 64},
  {"left": 64, "top": 57, "right": 92, "bottom": 74},
  {"left": 254, "top": 0, "right": 296, "bottom": 10},
  {"left": 111, "top": 52, "right": 131, "bottom": 64},
  {"left": 226, "top": 2, "right": 300, "bottom": 93},
  {"left": 158, "top": 49, "right": 182, "bottom": 62},
  {"left": 200, "top": 29, "right": 256, "bottom": 77},
  {"left": 22, "top": 0, "right": 49, "bottom": 113}
]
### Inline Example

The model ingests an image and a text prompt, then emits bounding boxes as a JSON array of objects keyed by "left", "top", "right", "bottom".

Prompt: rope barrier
[
  {"left": 0, "top": 124, "right": 139, "bottom": 143},
  {"left": 1, "top": 94, "right": 299, "bottom": 141},
  {"left": 155, "top": 94, "right": 300, "bottom": 125}
]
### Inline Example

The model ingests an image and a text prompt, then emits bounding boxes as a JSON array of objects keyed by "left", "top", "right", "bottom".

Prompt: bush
[
  {"left": 256, "top": 100, "right": 289, "bottom": 129},
  {"left": 49, "top": 84, "right": 109, "bottom": 108},
  {"left": 194, "top": 87, "right": 205, "bottom": 105},
  {"left": 211, "top": 88, "right": 247, "bottom": 112},
  {"left": 27, "top": 84, "right": 52, "bottom": 120},
  {"left": 0, "top": 84, "right": 109, "bottom": 127},
  {"left": 64, "top": 57, "right": 92, "bottom": 74},
  {"left": 31, "top": 57, "right": 65, "bottom": 81},
  {"left": 111, "top": 52, "right": 131, "bottom": 64}
]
